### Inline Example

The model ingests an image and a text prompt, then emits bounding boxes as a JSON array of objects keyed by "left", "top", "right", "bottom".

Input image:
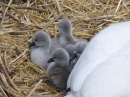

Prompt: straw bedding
[{"left": 0, "top": 0, "right": 130, "bottom": 97}]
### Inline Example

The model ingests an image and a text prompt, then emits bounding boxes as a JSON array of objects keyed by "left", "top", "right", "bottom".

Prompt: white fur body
[
  {"left": 65, "top": 21, "right": 130, "bottom": 97},
  {"left": 30, "top": 47, "right": 51, "bottom": 69}
]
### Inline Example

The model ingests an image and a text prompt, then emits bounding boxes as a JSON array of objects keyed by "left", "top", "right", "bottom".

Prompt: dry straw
[{"left": 0, "top": 0, "right": 130, "bottom": 96}]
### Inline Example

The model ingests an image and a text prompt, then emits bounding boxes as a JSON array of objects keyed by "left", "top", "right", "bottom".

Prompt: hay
[{"left": 0, "top": 0, "right": 130, "bottom": 96}]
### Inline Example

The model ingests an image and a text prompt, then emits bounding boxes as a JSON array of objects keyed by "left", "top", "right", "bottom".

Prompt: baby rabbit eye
[
  {"left": 35, "top": 39, "right": 38, "bottom": 41},
  {"left": 78, "top": 52, "right": 81, "bottom": 53}
]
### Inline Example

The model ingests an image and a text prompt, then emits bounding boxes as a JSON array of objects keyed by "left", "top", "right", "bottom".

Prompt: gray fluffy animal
[
  {"left": 29, "top": 30, "right": 51, "bottom": 69},
  {"left": 58, "top": 19, "right": 85, "bottom": 47},
  {"left": 46, "top": 48, "right": 73, "bottom": 90}
]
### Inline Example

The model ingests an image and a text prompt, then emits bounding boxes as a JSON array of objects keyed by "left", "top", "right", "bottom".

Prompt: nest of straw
[{"left": 0, "top": 0, "right": 130, "bottom": 97}]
